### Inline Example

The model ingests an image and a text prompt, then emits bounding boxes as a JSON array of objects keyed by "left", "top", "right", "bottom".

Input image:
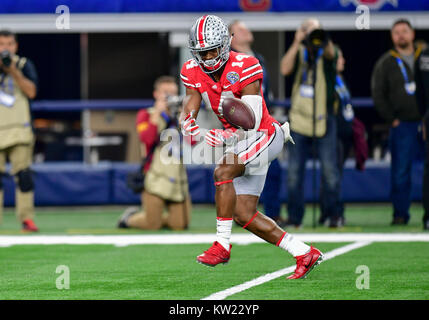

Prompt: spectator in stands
[
  {"left": 229, "top": 20, "right": 273, "bottom": 108},
  {"left": 0, "top": 30, "right": 39, "bottom": 231},
  {"left": 117, "top": 76, "right": 192, "bottom": 230},
  {"left": 228, "top": 20, "right": 285, "bottom": 225},
  {"left": 280, "top": 18, "right": 341, "bottom": 228},
  {"left": 415, "top": 42, "right": 429, "bottom": 230},
  {"left": 371, "top": 19, "right": 425, "bottom": 225}
]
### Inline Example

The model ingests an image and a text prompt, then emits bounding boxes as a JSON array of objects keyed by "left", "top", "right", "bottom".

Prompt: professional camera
[
  {"left": 303, "top": 28, "right": 330, "bottom": 61},
  {"left": 166, "top": 95, "right": 184, "bottom": 118},
  {"left": 305, "top": 29, "right": 329, "bottom": 49},
  {"left": 126, "top": 95, "right": 184, "bottom": 194},
  {"left": 0, "top": 50, "right": 12, "bottom": 67}
]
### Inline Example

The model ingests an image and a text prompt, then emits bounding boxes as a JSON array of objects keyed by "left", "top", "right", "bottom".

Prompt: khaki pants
[
  {"left": 127, "top": 191, "right": 191, "bottom": 230},
  {"left": 0, "top": 144, "right": 34, "bottom": 224}
]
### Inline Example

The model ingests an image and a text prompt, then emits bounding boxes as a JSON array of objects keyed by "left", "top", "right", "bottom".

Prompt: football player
[{"left": 180, "top": 15, "right": 323, "bottom": 279}]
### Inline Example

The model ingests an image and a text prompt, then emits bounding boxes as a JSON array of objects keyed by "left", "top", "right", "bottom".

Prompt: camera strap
[
  {"left": 335, "top": 75, "right": 351, "bottom": 105},
  {"left": 140, "top": 137, "right": 160, "bottom": 173},
  {"left": 301, "top": 47, "right": 324, "bottom": 85},
  {"left": 335, "top": 75, "right": 354, "bottom": 122}
]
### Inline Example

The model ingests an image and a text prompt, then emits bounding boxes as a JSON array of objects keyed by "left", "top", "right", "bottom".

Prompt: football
[{"left": 221, "top": 97, "right": 256, "bottom": 130}]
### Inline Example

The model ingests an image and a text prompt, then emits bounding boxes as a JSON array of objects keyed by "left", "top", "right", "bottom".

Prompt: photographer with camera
[
  {"left": 0, "top": 30, "right": 38, "bottom": 231},
  {"left": 280, "top": 19, "right": 341, "bottom": 228},
  {"left": 117, "top": 76, "right": 192, "bottom": 230}
]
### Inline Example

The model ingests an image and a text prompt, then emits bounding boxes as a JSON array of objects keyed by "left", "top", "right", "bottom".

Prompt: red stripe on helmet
[{"left": 197, "top": 15, "right": 208, "bottom": 48}]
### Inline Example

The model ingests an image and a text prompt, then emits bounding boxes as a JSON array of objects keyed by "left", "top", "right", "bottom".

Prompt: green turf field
[
  {"left": 0, "top": 204, "right": 428, "bottom": 300},
  {"left": 0, "top": 203, "right": 426, "bottom": 234}
]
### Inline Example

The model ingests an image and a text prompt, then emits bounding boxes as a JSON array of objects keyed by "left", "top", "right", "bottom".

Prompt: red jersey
[{"left": 180, "top": 51, "right": 278, "bottom": 135}]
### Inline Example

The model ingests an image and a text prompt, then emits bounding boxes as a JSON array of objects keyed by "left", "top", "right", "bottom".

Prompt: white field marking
[
  {"left": 202, "top": 241, "right": 372, "bottom": 300},
  {"left": 0, "top": 233, "right": 429, "bottom": 247}
]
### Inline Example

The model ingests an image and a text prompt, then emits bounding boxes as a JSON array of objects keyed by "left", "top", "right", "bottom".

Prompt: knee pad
[{"left": 16, "top": 168, "right": 34, "bottom": 192}]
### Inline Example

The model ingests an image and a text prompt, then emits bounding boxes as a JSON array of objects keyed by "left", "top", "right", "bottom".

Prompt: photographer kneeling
[{"left": 117, "top": 76, "right": 192, "bottom": 230}]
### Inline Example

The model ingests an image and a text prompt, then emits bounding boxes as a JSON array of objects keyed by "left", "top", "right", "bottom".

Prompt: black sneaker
[
  {"left": 273, "top": 216, "right": 286, "bottom": 226},
  {"left": 280, "top": 219, "right": 302, "bottom": 229},
  {"left": 117, "top": 207, "right": 139, "bottom": 228},
  {"left": 318, "top": 214, "right": 329, "bottom": 226},
  {"left": 424, "top": 219, "right": 429, "bottom": 231},
  {"left": 329, "top": 216, "right": 345, "bottom": 228},
  {"left": 391, "top": 217, "right": 408, "bottom": 225}
]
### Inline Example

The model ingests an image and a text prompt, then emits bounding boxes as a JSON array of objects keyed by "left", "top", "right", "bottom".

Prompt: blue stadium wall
[
  {"left": 2, "top": 161, "right": 423, "bottom": 206},
  {"left": 0, "top": 0, "right": 428, "bottom": 13}
]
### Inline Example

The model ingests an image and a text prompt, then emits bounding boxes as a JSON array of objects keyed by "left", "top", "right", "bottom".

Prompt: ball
[{"left": 221, "top": 97, "right": 256, "bottom": 130}]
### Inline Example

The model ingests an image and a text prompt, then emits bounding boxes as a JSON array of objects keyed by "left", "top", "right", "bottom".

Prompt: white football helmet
[{"left": 188, "top": 15, "right": 231, "bottom": 74}]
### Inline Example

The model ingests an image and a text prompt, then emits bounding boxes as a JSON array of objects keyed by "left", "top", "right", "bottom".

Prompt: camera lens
[{"left": 1, "top": 50, "right": 12, "bottom": 67}]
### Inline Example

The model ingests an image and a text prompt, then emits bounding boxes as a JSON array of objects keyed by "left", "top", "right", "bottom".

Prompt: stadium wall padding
[
  {"left": 1, "top": 161, "right": 423, "bottom": 206},
  {"left": 1, "top": 0, "right": 428, "bottom": 13}
]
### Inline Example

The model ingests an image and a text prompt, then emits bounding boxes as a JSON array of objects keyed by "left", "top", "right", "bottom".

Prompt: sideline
[{"left": 0, "top": 233, "right": 428, "bottom": 247}]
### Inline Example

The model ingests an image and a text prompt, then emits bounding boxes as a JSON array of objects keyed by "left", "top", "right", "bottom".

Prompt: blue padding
[
  {"left": 30, "top": 97, "right": 375, "bottom": 112},
  {"left": 34, "top": 162, "right": 112, "bottom": 205},
  {"left": 260, "top": 160, "right": 423, "bottom": 203},
  {"left": 110, "top": 164, "right": 215, "bottom": 204},
  {"left": 187, "top": 165, "right": 216, "bottom": 203},
  {"left": 0, "top": 0, "right": 427, "bottom": 13},
  {"left": 4, "top": 162, "right": 112, "bottom": 206},
  {"left": 1, "top": 161, "right": 424, "bottom": 206},
  {"left": 3, "top": 175, "right": 15, "bottom": 206},
  {"left": 31, "top": 99, "right": 153, "bottom": 112}
]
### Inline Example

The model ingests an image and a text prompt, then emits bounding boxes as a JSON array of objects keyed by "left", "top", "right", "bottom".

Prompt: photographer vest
[
  {"left": 289, "top": 45, "right": 328, "bottom": 137},
  {"left": 0, "top": 55, "right": 33, "bottom": 149},
  {"left": 143, "top": 108, "right": 189, "bottom": 202}
]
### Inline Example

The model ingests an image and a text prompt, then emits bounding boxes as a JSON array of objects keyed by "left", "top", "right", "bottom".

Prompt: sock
[
  {"left": 277, "top": 232, "right": 310, "bottom": 257},
  {"left": 216, "top": 217, "right": 233, "bottom": 251}
]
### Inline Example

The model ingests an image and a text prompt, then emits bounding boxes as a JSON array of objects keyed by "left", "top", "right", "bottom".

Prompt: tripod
[{"left": 310, "top": 54, "right": 318, "bottom": 230}]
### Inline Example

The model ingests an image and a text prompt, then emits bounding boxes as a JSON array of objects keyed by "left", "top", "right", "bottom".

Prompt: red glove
[
  {"left": 205, "top": 129, "right": 238, "bottom": 147},
  {"left": 181, "top": 111, "right": 200, "bottom": 137}
]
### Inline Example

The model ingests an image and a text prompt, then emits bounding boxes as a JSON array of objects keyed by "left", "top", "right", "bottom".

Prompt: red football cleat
[
  {"left": 287, "top": 246, "right": 323, "bottom": 279},
  {"left": 197, "top": 241, "right": 231, "bottom": 267},
  {"left": 22, "top": 219, "right": 39, "bottom": 232}
]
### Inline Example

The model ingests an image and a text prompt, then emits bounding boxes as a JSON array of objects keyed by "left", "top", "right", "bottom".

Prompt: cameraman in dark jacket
[
  {"left": 371, "top": 19, "right": 424, "bottom": 225},
  {"left": 415, "top": 46, "right": 429, "bottom": 230}
]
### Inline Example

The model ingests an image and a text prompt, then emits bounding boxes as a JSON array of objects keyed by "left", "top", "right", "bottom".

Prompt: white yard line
[
  {"left": 0, "top": 233, "right": 429, "bottom": 247},
  {"left": 202, "top": 241, "right": 372, "bottom": 300}
]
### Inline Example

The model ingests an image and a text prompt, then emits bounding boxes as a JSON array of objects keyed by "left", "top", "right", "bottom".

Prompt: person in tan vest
[
  {"left": 280, "top": 19, "right": 341, "bottom": 228},
  {"left": 0, "top": 30, "right": 39, "bottom": 232},
  {"left": 117, "top": 76, "right": 192, "bottom": 230}
]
